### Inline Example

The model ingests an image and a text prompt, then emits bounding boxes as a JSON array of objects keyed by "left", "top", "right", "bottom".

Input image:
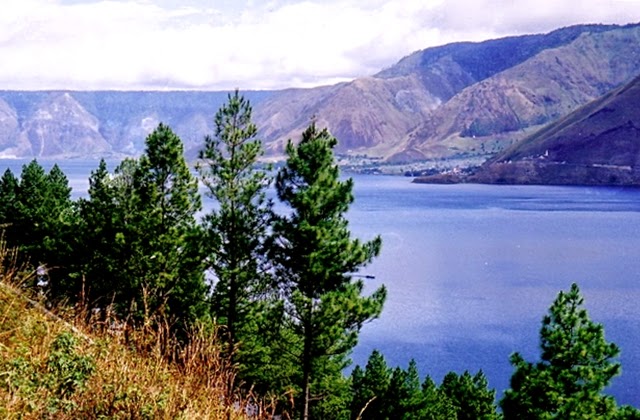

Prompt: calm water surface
[
  {"left": 3, "top": 160, "right": 640, "bottom": 406},
  {"left": 348, "top": 175, "right": 640, "bottom": 406}
]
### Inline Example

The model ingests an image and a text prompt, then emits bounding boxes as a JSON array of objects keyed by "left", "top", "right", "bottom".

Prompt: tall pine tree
[
  {"left": 196, "top": 91, "right": 298, "bottom": 401},
  {"left": 197, "top": 90, "right": 274, "bottom": 360},
  {"left": 273, "top": 123, "right": 386, "bottom": 420}
]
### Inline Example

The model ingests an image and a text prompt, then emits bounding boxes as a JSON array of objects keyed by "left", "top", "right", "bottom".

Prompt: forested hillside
[{"left": 1, "top": 92, "right": 639, "bottom": 419}]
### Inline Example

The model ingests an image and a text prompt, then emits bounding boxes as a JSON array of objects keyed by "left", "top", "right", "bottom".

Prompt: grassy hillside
[{"left": 0, "top": 242, "right": 276, "bottom": 419}]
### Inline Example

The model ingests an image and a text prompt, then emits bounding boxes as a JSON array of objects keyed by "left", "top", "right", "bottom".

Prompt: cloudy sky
[{"left": 2, "top": 0, "right": 640, "bottom": 91}]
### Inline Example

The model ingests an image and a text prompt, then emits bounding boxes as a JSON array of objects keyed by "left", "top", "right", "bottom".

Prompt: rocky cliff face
[
  {"left": 19, "top": 93, "right": 111, "bottom": 158},
  {"left": 0, "top": 99, "right": 25, "bottom": 158}
]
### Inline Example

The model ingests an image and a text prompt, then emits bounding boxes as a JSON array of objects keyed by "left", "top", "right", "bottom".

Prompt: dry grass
[{"left": 0, "top": 238, "right": 278, "bottom": 419}]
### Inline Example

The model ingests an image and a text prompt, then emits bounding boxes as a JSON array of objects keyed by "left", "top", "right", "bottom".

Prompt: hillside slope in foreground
[{"left": 0, "top": 249, "right": 275, "bottom": 419}]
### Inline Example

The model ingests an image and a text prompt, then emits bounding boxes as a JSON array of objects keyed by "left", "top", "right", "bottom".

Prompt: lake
[{"left": 3, "top": 159, "right": 640, "bottom": 406}]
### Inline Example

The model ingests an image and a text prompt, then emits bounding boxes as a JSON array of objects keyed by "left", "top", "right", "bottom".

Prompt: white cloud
[{"left": 1, "top": 0, "right": 639, "bottom": 90}]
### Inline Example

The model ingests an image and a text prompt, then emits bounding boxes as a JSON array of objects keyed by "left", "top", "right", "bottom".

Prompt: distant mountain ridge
[
  {"left": 0, "top": 91, "right": 274, "bottom": 159},
  {"left": 1, "top": 23, "right": 640, "bottom": 163},
  {"left": 375, "top": 23, "right": 620, "bottom": 96}
]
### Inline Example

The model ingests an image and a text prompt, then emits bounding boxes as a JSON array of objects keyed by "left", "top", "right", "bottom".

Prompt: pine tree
[
  {"left": 401, "top": 359, "right": 428, "bottom": 419},
  {"left": 43, "top": 164, "right": 78, "bottom": 297},
  {"left": 350, "top": 350, "right": 391, "bottom": 419},
  {"left": 77, "top": 159, "right": 123, "bottom": 307},
  {"left": 9, "top": 161, "right": 76, "bottom": 299},
  {"left": 14, "top": 160, "right": 50, "bottom": 259},
  {"left": 501, "top": 283, "right": 624, "bottom": 419},
  {"left": 384, "top": 360, "right": 425, "bottom": 419},
  {"left": 273, "top": 123, "right": 386, "bottom": 420},
  {"left": 420, "top": 376, "right": 456, "bottom": 420},
  {"left": 197, "top": 90, "right": 274, "bottom": 363},
  {"left": 310, "top": 364, "right": 352, "bottom": 420},
  {"left": 128, "top": 123, "right": 206, "bottom": 328},
  {"left": 103, "top": 157, "right": 141, "bottom": 315},
  {"left": 79, "top": 127, "right": 206, "bottom": 328},
  {"left": 0, "top": 169, "right": 19, "bottom": 237},
  {"left": 350, "top": 365, "right": 366, "bottom": 418},
  {"left": 440, "top": 370, "right": 498, "bottom": 420}
]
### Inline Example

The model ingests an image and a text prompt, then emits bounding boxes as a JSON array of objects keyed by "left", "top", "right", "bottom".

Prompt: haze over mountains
[
  {"left": 0, "top": 91, "right": 273, "bottom": 159},
  {"left": 1, "top": 22, "right": 640, "bottom": 181}
]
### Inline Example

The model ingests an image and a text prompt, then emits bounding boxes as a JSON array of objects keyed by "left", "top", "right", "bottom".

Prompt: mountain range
[
  {"left": 0, "top": 91, "right": 273, "bottom": 159},
  {"left": 253, "top": 22, "right": 640, "bottom": 163},
  {"left": 1, "top": 22, "right": 640, "bottom": 185}
]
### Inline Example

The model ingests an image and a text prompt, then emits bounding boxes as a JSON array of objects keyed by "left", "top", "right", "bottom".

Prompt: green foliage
[
  {"left": 311, "top": 364, "right": 352, "bottom": 420},
  {"left": 197, "top": 90, "right": 276, "bottom": 363},
  {"left": 384, "top": 363, "right": 422, "bottom": 418},
  {"left": 47, "top": 331, "right": 96, "bottom": 401},
  {"left": 616, "top": 405, "right": 640, "bottom": 420},
  {"left": 349, "top": 351, "right": 495, "bottom": 420},
  {"left": 196, "top": 91, "right": 298, "bottom": 403},
  {"left": 1, "top": 330, "right": 95, "bottom": 415},
  {"left": 0, "top": 169, "right": 19, "bottom": 231},
  {"left": 440, "top": 370, "right": 498, "bottom": 420},
  {"left": 501, "top": 283, "right": 630, "bottom": 419},
  {"left": 350, "top": 350, "right": 391, "bottom": 419},
  {"left": 419, "top": 376, "right": 457, "bottom": 420},
  {"left": 130, "top": 123, "right": 206, "bottom": 327},
  {"left": 273, "top": 122, "right": 386, "bottom": 419},
  {"left": 78, "top": 158, "right": 142, "bottom": 313},
  {"left": 77, "top": 125, "right": 207, "bottom": 331},
  {"left": 0, "top": 161, "right": 78, "bottom": 299},
  {"left": 77, "top": 159, "right": 120, "bottom": 305},
  {"left": 398, "top": 360, "right": 429, "bottom": 418},
  {"left": 18, "top": 162, "right": 74, "bottom": 255}
]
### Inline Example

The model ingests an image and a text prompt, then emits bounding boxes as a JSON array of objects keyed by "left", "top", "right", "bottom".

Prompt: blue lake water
[{"left": 3, "top": 159, "right": 640, "bottom": 406}]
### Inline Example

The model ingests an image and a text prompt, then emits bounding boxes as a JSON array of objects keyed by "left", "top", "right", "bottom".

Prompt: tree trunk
[{"left": 301, "top": 312, "right": 313, "bottom": 420}]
